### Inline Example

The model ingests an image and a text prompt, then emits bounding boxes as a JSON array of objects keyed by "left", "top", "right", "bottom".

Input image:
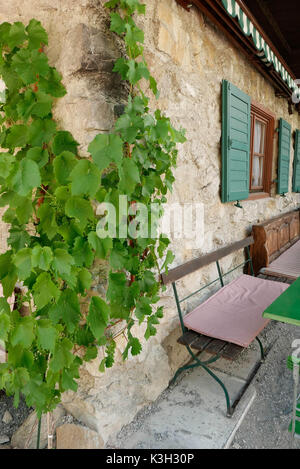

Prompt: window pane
[
  {"left": 252, "top": 156, "right": 264, "bottom": 187},
  {"left": 254, "top": 120, "right": 266, "bottom": 154}
]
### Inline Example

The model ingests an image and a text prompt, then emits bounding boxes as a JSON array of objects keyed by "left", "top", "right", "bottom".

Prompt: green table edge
[{"left": 263, "top": 311, "right": 300, "bottom": 326}]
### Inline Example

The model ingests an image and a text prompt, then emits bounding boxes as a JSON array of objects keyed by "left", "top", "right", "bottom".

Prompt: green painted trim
[
  {"left": 277, "top": 118, "right": 291, "bottom": 195},
  {"left": 221, "top": 0, "right": 300, "bottom": 99},
  {"left": 262, "top": 312, "right": 300, "bottom": 327},
  {"left": 221, "top": 80, "right": 251, "bottom": 203},
  {"left": 292, "top": 130, "right": 300, "bottom": 193}
]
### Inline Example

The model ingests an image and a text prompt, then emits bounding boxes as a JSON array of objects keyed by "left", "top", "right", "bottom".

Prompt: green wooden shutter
[
  {"left": 277, "top": 118, "right": 291, "bottom": 195},
  {"left": 221, "top": 80, "right": 251, "bottom": 203},
  {"left": 292, "top": 130, "right": 300, "bottom": 193}
]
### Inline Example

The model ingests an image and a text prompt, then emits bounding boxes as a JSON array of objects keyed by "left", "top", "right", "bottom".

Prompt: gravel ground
[
  {"left": 231, "top": 323, "right": 300, "bottom": 449},
  {"left": 0, "top": 392, "right": 31, "bottom": 444}
]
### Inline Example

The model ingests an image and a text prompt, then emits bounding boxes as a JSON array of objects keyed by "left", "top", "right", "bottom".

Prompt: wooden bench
[
  {"left": 162, "top": 237, "right": 289, "bottom": 416},
  {"left": 251, "top": 209, "right": 300, "bottom": 281}
]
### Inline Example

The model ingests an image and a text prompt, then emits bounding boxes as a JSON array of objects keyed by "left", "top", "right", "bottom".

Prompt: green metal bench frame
[{"left": 161, "top": 236, "right": 265, "bottom": 417}]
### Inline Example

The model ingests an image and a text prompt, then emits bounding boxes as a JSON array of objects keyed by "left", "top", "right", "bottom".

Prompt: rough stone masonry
[{"left": 1, "top": 0, "right": 300, "bottom": 446}]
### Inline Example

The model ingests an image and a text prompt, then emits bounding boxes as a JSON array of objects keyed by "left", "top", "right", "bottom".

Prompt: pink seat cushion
[
  {"left": 264, "top": 239, "right": 300, "bottom": 279},
  {"left": 183, "top": 274, "right": 289, "bottom": 347}
]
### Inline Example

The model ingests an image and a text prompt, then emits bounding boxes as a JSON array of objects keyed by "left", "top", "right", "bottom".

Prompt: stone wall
[{"left": 1, "top": 0, "right": 300, "bottom": 446}]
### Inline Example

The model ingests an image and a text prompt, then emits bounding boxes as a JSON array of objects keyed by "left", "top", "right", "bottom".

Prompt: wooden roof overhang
[{"left": 176, "top": 0, "right": 300, "bottom": 111}]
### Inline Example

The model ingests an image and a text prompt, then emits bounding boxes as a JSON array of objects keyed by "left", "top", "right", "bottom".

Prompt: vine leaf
[
  {"left": 49, "top": 289, "right": 80, "bottom": 334},
  {"left": 88, "top": 133, "right": 123, "bottom": 170},
  {"left": 36, "top": 319, "right": 58, "bottom": 353},
  {"left": 33, "top": 272, "right": 60, "bottom": 310},
  {"left": 11, "top": 317, "right": 35, "bottom": 349},
  {"left": 87, "top": 296, "right": 109, "bottom": 342},
  {"left": 53, "top": 151, "right": 77, "bottom": 185},
  {"left": 118, "top": 158, "right": 140, "bottom": 194},
  {"left": 52, "top": 131, "right": 79, "bottom": 156},
  {"left": 65, "top": 196, "right": 94, "bottom": 230},
  {"left": 26, "top": 19, "right": 48, "bottom": 49},
  {"left": 32, "top": 245, "right": 53, "bottom": 271},
  {"left": 70, "top": 160, "right": 101, "bottom": 197}
]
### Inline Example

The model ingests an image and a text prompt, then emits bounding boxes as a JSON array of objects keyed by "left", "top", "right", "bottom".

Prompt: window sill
[{"left": 247, "top": 192, "right": 271, "bottom": 201}]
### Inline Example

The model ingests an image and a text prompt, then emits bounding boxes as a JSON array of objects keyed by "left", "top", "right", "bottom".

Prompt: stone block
[
  {"left": 56, "top": 423, "right": 104, "bottom": 449},
  {"left": 11, "top": 405, "right": 66, "bottom": 449}
]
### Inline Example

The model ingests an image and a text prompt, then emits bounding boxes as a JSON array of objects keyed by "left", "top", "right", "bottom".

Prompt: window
[
  {"left": 249, "top": 103, "right": 275, "bottom": 198},
  {"left": 221, "top": 81, "right": 277, "bottom": 203}
]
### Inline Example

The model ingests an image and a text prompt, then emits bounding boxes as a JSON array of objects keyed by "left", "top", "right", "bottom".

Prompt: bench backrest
[
  {"left": 251, "top": 209, "right": 300, "bottom": 275},
  {"left": 162, "top": 237, "right": 254, "bottom": 333},
  {"left": 161, "top": 236, "right": 254, "bottom": 285}
]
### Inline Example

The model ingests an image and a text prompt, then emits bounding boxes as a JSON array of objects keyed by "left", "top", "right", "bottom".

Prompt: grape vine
[{"left": 0, "top": 0, "right": 186, "bottom": 418}]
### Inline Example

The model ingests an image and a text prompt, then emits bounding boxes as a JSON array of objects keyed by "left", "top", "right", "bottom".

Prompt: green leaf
[
  {"left": 0, "top": 298, "right": 11, "bottom": 341},
  {"left": 50, "top": 338, "right": 74, "bottom": 373},
  {"left": 115, "top": 113, "right": 143, "bottom": 143},
  {"left": 52, "top": 131, "right": 78, "bottom": 156},
  {"left": 65, "top": 196, "right": 94, "bottom": 230},
  {"left": 87, "top": 296, "right": 109, "bottom": 342},
  {"left": 125, "top": 22, "right": 144, "bottom": 47},
  {"left": 83, "top": 346, "right": 98, "bottom": 362},
  {"left": 5, "top": 125, "right": 29, "bottom": 149},
  {"left": 72, "top": 237, "right": 94, "bottom": 268},
  {"left": 28, "top": 118, "right": 56, "bottom": 146},
  {"left": 33, "top": 272, "right": 60, "bottom": 310},
  {"left": 7, "top": 22, "right": 27, "bottom": 49},
  {"left": 61, "top": 368, "right": 78, "bottom": 392},
  {"left": 52, "top": 249, "right": 74, "bottom": 276},
  {"left": 11, "top": 49, "right": 49, "bottom": 85},
  {"left": 0, "top": 251, "right": 18, "bottom": 297},
  {"left": 36, "top": 319, "right": 58, "bottom": 353},
  {"left": 70, "top": 160, "right": 101, "bottom": 197},
  {"left": 88, "top": 133, "right": 123, "bottom": 170},
  {"left": 31, "top": 246, "right": 53, "bottom": 271},
  {"left": 37, "top": 203, "right": 58, "bottom": 240},
  {"left": 9, "top": 159, "right": 41, "bottom": 196},
  {"left": 0, "top": 152, "right": 14, "bottom": 178},
  {"left": 38, "top": 67, "right": 66, "bottom": 98},
  {"left": 49, "top": 289, "right": 80, "bottom": 334},
  {"left": 26, "top": 19, "right": 48, "bottom": 49},
  {"left": 113, "top": 57, "right": 129, "bottom": 80},
  {"left": 31, "top": 91, "right": 53, "bottom": 118},
  {"left": 0, "top": 312, "right": 10, "bottom": 341},
  {"left": 11, "top": 317, "right": 35, "bottom": 349},
  {"left": 7, "top": 226, "right": 31, "bottom": 251},
  {"left": 77, "top": 268, "right": 92, "bottom": 295},
  {"left": 161, "top": 250, "right": 175, "bottom": 274},
  {"left": 110, "top": 12, "right": 127, "bottom": 34},
  {"left": 13, "top": 248, "right": 32, "bottom": 280},
  {"left": 88, "top": 232, "right": 112, "bottom": 259},
  {"left": 26, "top": 146, "right": 49, "bottom": 168},
  {"left": 53, "top": 151, "right": 77, "bottom": 185},
  {"left": 106, "top": 271, "right": 127, "bottom": 306},
  {"left": 118, "top": 158, "right": 140, "bottom": 194},
  {"left": 129, "top": 337, "right": 142, "bottom": 355},
  {"left": 127, "top": 59, "right": 149, "bottom": 85}
]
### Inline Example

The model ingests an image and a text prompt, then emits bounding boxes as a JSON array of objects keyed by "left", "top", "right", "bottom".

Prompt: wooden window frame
[{"left": 248, "top": 101, "right": 275, "bottom": 200}]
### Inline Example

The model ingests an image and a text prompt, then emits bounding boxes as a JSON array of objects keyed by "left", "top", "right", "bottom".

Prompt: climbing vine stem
[{"left": 0, "top": 0, "right": 186, "bottom": 418}]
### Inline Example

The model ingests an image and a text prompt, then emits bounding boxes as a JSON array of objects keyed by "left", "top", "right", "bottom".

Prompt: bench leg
[
  {"left": 200, "top": 363, "right": 232, "bottom": 417},
  {"left": 255, "top": 336, "right": 265, "bottom": 361},
  {"left": 171, "top": 355, "right": 232, "bottom": 417}
]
